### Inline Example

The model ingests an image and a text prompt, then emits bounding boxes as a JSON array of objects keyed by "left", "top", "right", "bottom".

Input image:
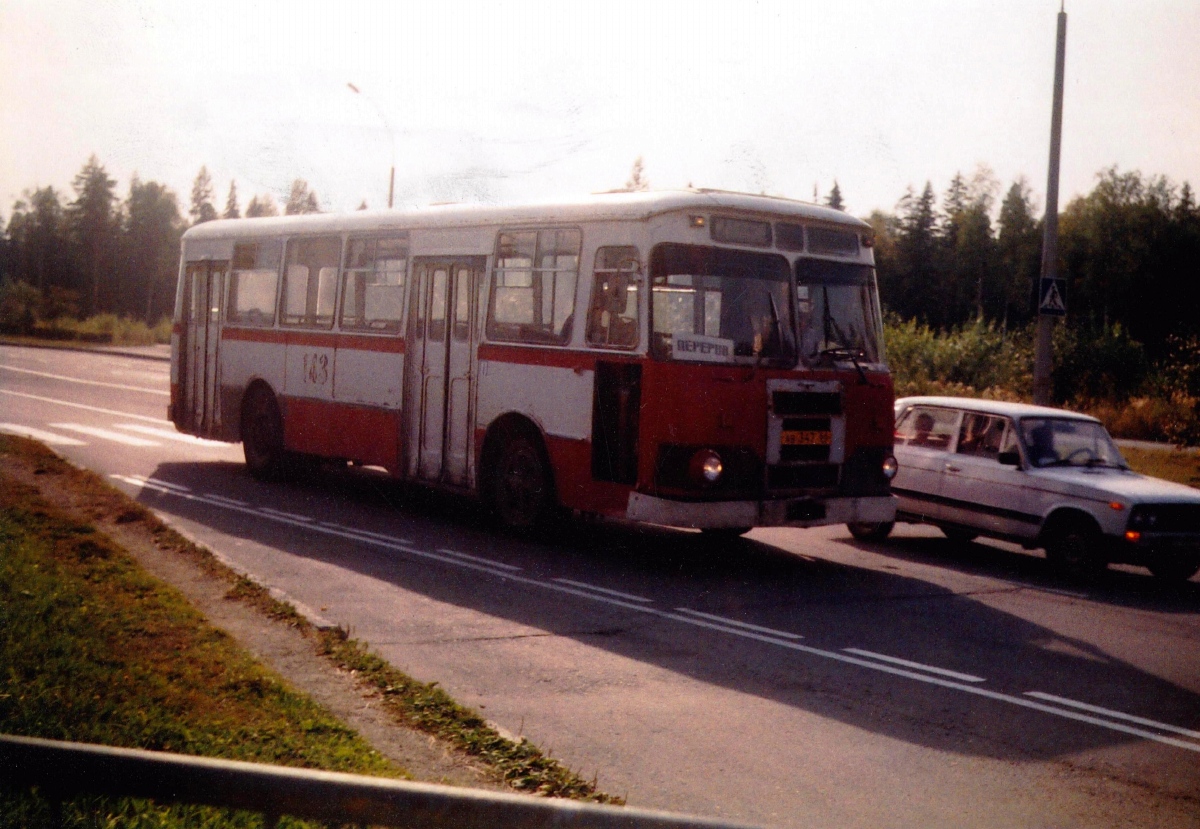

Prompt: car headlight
[{"left": 1127, "top": 506, "right": 1157, "bottom": 530}]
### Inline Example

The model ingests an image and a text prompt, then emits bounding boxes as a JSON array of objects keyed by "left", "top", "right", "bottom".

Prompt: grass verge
[
  {"left": 1120, "top": 446, "right": 1200, "bottom": 488},
  {"left": 0, "top": 436, "right": 617, "bottom": 822}
]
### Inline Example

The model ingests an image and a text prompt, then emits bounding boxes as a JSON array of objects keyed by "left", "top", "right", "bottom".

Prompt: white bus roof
[{"left": 182, "top": 188, "right": 869, "bottom": 242}]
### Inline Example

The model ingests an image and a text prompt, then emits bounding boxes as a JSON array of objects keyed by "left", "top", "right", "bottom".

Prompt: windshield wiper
[{"left": 819, "top": 346, "right": 869, "bottom": 384}]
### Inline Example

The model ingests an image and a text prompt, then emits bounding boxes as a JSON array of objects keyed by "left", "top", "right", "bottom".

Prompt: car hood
[{"left": 1031, "top": 466, "right": 1200, "bottom": 504}]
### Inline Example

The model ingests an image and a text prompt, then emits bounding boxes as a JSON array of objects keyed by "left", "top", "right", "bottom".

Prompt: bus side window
[
  {"left": 340, "top": 237, "right": 407, "bottom": 333},
  {"left": 281, "top": 236, "right": 341, "bottom": 328},
  {"left": 586, "top": 246, "right": 640, "bottom": 349},
  {"left": 486, "top": 228, "right": 580, "bottom": 345},
  {"left": 227, "top": 240, "right": 281, "bottom": 327}
]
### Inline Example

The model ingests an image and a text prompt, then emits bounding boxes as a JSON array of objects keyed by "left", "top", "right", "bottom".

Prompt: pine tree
[
  {"left": 125, "top": 177, "right": 182, "bottom": 321},
  {"left": 624, "top": 157, "right": 648, "bottom": 192},
  {"left": 245, "top": 194, "right": 280, "bottom": 218},
  {"left": 69, "top": 156, "right": 119, "bottom": 315},
  {"left": 825, "top": 181, "right": 844, "bottom": 211},
  {"left": 223, "top": 181, "right": 241, "bottom": 219},
  {"left": 190, "top": 167, "right": 218, "bottom": 225},
  {"left": 285, "top": 179, "right": 320, "bottom": 215}
]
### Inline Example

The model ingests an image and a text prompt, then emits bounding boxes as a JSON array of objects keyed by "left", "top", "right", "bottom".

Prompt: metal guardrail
[{"left": 1, "top": 734, "right": 761, "bottom": 829}]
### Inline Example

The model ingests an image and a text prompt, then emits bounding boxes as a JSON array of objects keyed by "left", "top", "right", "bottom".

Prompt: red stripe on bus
[
  {"left": 477, "top": 343, "right": 641, "bottom": 371},
  {"left": 221, "top": 327, "right": 405, "bottom": 353},
  {"left": 282, "top": 396, "right": 401, "bottom": 471}
]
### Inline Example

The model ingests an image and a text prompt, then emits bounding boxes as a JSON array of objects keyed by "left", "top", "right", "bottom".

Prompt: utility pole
[
  {"left": 1032, "top": 4, "right": 1068, "bottom": 405},
  {"left": 347, "top": 83, "right": 396, "bottom": 208}
]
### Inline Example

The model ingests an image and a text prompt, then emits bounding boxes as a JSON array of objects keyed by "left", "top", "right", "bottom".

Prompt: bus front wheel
[
  {"left": 242, "top": 387, "right": 285, "bottom": 481},
  {"left": 490, "top": 433, "right": 553, "bottom": 531}
]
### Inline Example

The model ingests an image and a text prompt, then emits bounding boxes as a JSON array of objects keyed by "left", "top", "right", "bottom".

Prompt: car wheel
[
  {"left": 847, "top": 521, "right": 894, "bottom": 542},
  {"left": 940, "top": 526, "right": 978, "bottom": 543},
  {"left": 1147, "top": 555, "right": 1200, "bottom": 583},
  {"left": 490, "top": 432, "right": 554, "bottom": 532},
  {"left": 241, "top": 386, "right": 285, "bottom": 481},
  {"left": 1045, "top": 519, "right": 1106, "bottom": 580}
]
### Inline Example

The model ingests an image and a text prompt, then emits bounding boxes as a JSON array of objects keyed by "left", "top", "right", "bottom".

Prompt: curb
[{"left": 0, "top": 338, "right": 171, "bottom": 363}]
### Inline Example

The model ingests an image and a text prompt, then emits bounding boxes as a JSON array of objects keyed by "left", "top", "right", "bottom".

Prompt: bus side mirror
[{"left": 998, "top": 450, "right": 1020, "bottom": 467}]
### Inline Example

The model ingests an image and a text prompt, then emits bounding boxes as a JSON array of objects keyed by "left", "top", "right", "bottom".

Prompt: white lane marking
[
  {"left": 1025, "top": 692, "right": 1200, "bottom": 740},
  {"left": 113, "top": 473, "right": 1200, "bottom": 755},
  {"left": 206, "top": 494, "right": 249, "bottom": 507},
  {"left": 51, "top": 423, "right": 159, "bottom": 447},
  {"left": 675, "top": 607, "right": 803, "bottom": 639},
  {"left": 143, "top": 477, "right": 191, "bottom": 493},
  {"left": 440, "top": 549, "right": 523, "bottom": 572},
  {"left": 0, "top": 363, "right": 168, "bottom": 396},
  {"left": 843, "top": 648, "right": 986, "bottom": 683},
  {"left": 1, "top": 389, "right": 172, "bottom": 425},
  {"left": 115, "top": 424, "right": 231, "bottom": 447},
  {"left": 260, "top": 507, "right": 313, "bottom": 522},
  {"left": 554, "top": 578, "right": 651, "bottom": 602},
  {"left": 0, "top": 423, "right": 86, "bottom": 446},
  {"left": 321, "top": 524, "right": 413, "bottom": 545}
]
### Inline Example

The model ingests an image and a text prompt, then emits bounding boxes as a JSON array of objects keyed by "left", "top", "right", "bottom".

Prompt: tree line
[
  {"left": 0, "top": 156, "right": 322, "bottom": 328},
  {"left": 2, "top": 155, "right": 1198, "bottom": 365},
  {"left": 865, "top": 164, "right": 1200, "bottom": 362}
]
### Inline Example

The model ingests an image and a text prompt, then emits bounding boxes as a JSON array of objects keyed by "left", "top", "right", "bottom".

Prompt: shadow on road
[{"left": 137, "top": 459, "right": 1200, "bottom": 770}]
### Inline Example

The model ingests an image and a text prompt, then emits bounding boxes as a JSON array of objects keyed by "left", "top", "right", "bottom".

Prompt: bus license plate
[{"left": 781, "top": 430, "right": 832, "bottom": 446}]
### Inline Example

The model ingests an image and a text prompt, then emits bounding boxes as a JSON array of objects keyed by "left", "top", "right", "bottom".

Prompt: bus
[{"left": 170, "top": 189, "right": 897, "bottom": 535}]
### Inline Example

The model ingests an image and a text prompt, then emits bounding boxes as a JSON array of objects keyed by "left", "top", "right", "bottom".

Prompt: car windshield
[
  {"left": 1018, "top": 417, "right": 1127, "bottom": 468},
  {"left": 650, "top": 243, "right": 797, "bottom": 366},
  {"left": 795, "top": 259, "right": 884, "bottom": 366}
]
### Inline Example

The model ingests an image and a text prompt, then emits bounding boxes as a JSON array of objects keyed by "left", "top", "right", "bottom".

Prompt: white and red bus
[{"left": 171, "top": 189, "right": 897, "bottom": 534}]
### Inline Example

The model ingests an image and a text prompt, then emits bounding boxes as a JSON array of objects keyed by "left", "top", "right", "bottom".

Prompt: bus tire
[
  {"left": 490, "top": 432, "right": 554, "bottom": 531},
  {"left": 241, "top": 386, "right": 285, "bottom": 481}
]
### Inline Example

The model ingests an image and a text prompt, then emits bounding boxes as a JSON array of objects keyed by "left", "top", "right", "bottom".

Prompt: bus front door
[
  {"left": 406, "top": 257, "right": 482, "bottom": 486},
  {"left": 185, "top": 260, "right": 226, "bottom": 434}
]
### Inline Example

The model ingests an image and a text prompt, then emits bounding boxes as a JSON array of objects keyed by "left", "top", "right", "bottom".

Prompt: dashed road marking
[
  {"left": 843, "top": 648, "right": 986, "bottom": 683},
  {"left": 675, "top": 607, "right": 803, "bottom": 639},
  {"left": 115, "top": 423, "right": 231, "bottom": 447},
  {"left": 1, "top": 389, "right": 171, "bottom": 424},
  {"left": 0, "top": 423, "right": 86, "bottom": 446},
  {"left": 51, "top": 423, "right": 159, "bottom": 447},
  {"left": 554, "top": 578, "right": 650, "bottom": 602},
  {"left": 1025, "top": 691, "right": 1200, "bottom": 740},
  {"left": 0, "top": 362, "right": 168, "bottom": 395}
]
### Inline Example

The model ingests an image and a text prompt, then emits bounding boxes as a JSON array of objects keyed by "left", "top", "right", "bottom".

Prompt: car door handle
[{"left": 944, "top": 463, "right": 962, "bottom": 473}]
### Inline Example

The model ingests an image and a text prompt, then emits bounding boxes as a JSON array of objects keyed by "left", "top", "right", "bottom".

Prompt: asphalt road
[{"left": 2, "top": 342, "right": 1198, "bottom": 828}]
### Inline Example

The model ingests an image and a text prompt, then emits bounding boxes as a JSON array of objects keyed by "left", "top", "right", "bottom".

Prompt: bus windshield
[
  {"left": 650, "top": 243, "right": 796, "bottom": 366},
  {"left": 796, "top": 259, "right": 884, "bottom": 366}
]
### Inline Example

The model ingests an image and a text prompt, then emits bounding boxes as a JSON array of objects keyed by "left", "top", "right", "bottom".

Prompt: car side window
[
  {"left": 896, "top": 406, "right": 958, "bottom": 449},
  {"left": 957, "top": 414, "right": 1010, "bottom": 460}
]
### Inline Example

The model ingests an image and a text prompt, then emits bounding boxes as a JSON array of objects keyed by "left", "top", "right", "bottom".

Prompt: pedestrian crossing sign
[{"left": 1039, "top": 277, "right": 1067, "bottom": 316}]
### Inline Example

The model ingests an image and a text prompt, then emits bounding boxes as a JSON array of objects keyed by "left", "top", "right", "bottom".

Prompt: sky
[{"left": 2, "top": 0, "right": 1198, "bottom": 221}]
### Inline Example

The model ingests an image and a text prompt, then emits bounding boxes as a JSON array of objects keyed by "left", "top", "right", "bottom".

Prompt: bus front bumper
[{"left": 625, "top": 493, "right": 896, "bottom": 530}]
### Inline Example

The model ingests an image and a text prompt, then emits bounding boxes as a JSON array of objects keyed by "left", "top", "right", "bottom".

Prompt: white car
[{"left": 847, "top": 396, "right": 1200, "bottom": 582}]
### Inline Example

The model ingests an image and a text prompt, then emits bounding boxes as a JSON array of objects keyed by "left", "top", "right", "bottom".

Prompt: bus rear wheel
[
  {"left": 242, "top": 387, "right": 285, "bottom": 481},
  {"left": 490, "top": 433, "right": 553, "bottom": 531}
]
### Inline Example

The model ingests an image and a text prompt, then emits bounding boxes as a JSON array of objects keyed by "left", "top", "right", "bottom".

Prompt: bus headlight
[
  {"left": 882, "top": 455, "right": 898, "bottom": 480},
  {"left": 690, "top": 449, "right": 724, "bottom": 485}
]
